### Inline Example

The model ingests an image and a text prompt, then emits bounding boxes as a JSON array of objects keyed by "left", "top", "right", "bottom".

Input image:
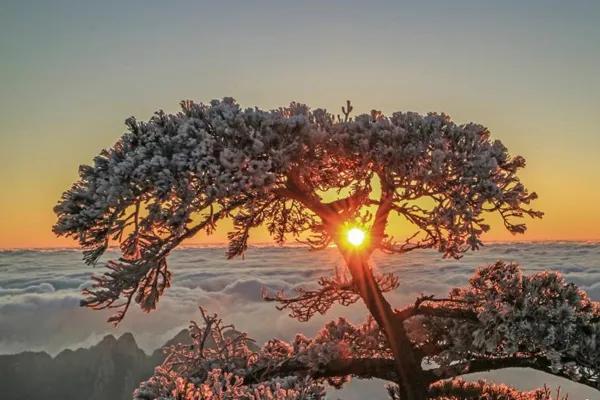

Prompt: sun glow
[{"left": 346, "top": 227, "right": 366, "bottom": 247}]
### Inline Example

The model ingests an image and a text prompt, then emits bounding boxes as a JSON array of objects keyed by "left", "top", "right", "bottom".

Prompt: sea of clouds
[{"left": 1, "top": 242, "right": 599, "bottom": 399}]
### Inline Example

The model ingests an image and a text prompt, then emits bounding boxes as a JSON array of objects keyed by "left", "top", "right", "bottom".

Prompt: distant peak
[
  {"left": 161, "top": 329, "right": 191, "bottom": 348},
  {"left": 98, "top": 334, "right": 118, "bottom": 346},
  {"left": 117, "top": 332, "right": 137, "bottom": 346}
]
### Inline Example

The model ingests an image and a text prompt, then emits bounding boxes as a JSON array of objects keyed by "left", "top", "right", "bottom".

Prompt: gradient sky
[{"left": 1, "top": 0, "right": 599, "bottom": 248}]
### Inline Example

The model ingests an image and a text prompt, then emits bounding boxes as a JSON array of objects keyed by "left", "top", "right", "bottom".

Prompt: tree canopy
[
  {"left": 54, "top": 98, "right": 541, "bottom": 323},
  {"left": 52, "top": 98, "right": 585, "bottom": 400}
]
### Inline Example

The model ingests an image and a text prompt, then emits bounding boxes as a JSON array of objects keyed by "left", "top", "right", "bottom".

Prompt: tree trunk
[{"left": 345, "top": 253, "right": 427, "bottom": 400}]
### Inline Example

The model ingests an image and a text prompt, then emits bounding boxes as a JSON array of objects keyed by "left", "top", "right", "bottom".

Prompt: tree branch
[
  {"left": 424, "top": 356, "right": 600, "bottom": 390},
  {"left": 395, "top": 296, "right": 478, "bottom": 322},
  {"left": 244, "top": 357, "right": 398, "bottom": 385},
  {"left": 264, "top": 272, "right": 399, "bottom": 322},
  {"left": 370, "top": 173, "right": 394, "bottom": 251}
]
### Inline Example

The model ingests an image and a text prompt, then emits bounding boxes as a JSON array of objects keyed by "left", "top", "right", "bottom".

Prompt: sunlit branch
[
  {"left": 423, "top": 356, "right": 600, "bottom": 390},
  {"left": 244, "top": 357, "right": 398, "bottom": 384},
  {"left": 370, "top": 173, "right": 394, "bottom": 250},
  {"left": 264, "top": 272, "right": 399, "bottom": 322},
  {"left": 395, "top": 295, "right": 477, "bottom": 322},
  {"left": 54, "top": 98, "right": 553, "bottom": 399},
  {"left": 419, "top": 379, "right": 565, "bottom": 400},
  {"left": 380, "top": 232, "right": 437, "bottom": 255}
]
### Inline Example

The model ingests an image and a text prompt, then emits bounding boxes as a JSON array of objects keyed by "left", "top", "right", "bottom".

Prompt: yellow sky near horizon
[
  {"left": 1, "top": 118, "right": 598, "bottom": 249},
  {"left": 1, "top": 2, "right": 599, "bottom": 248}
]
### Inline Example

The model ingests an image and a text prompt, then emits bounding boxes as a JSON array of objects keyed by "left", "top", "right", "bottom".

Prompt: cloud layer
[{"left": 1, "top": 243, "right": 599, "bottom": 398}]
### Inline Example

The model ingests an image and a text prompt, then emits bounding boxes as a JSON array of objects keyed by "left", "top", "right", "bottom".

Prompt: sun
[{"left": 346, "top": 227, "right": 366, "bottom": 247}]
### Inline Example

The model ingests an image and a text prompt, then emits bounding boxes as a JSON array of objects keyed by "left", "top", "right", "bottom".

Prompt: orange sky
[
  {"left": 1, "top": 2, "right": 599, "bottom": 248},
  {"left": 1, "top": 144, "right": 598, "bottom": 249}
]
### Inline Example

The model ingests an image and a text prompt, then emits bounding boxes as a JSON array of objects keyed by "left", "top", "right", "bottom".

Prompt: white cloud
[{"left": 0, "top": 243, "right": 599, "bottom": 397}]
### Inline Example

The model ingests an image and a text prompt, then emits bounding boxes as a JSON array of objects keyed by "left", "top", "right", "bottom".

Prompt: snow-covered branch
[
  {"left": 403, "top": 262, "right": 600, "bottom": 390},
  {"left": 54, "top": 98, "right": 541, "bottom": 324},
  {"left": 55, "top": 97, "right": 561, "bottom": 399},
  {"left": 134, "top": 263, "right": 599, "bottom": 399},
  {"left": 264, "top": 271, "right": 399, "bottom": 322},
  {"left": 134, "top": 310, "right": 395, "bottom": 400}
]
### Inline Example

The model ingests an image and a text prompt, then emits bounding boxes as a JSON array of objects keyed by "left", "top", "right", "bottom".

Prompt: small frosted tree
[{"left": 54, "top": 98, "right": 599, "bottom": 399}]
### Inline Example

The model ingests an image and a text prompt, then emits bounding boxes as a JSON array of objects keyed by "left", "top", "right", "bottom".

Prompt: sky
[{"left": 0, "top": 0, "right": 599, "bottom": 248}]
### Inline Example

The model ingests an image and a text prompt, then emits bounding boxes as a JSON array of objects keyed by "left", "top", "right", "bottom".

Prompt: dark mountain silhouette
[{"left": 0, "top": 330, "right": 190, "bottom": 400}]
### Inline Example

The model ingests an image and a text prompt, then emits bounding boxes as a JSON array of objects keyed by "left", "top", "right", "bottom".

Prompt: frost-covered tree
[{"left": 54, "top": 98, "right": 598, "bottom": 399}]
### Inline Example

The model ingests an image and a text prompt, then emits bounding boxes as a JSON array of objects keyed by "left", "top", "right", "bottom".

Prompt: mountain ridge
[{"left": 0, "top": 329, "right": 190, "bottom": 400}]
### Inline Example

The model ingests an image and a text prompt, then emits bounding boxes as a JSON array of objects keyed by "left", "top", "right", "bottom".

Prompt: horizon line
[{"left": 1, "top": 239, "right": 600, "bottom": 252}]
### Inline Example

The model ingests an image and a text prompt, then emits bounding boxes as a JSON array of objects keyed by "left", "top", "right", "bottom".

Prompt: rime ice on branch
[
  {"left": 54, "top": 98, "right": 540, "bottom": 322},
  {"left": 53, "top": 98, "right": 575, "bottom": 399},
  {"left": 135, "top": 264, "right": 599, "bottom": 400}
]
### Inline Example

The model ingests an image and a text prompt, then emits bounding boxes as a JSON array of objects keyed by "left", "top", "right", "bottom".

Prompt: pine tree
[{"left": 55, "top": 98, "right": 598, "bottom": 399}]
